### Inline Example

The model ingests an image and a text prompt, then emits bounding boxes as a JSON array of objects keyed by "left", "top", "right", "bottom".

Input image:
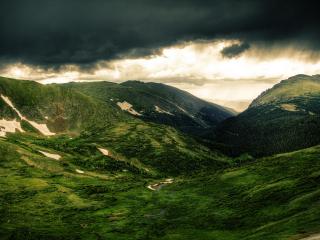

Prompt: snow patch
[
  {"left": 147, "top": 178, "right": 174, "bottom": 191},
  {"left": 163, "top": 178, "right": 174, "bottom": 184},
  {"left": 28, "top": 120, "right": 55, "bottom": 136},
  {"left": 76, "top": 169, "right": 84, "bottom": 174},
  {"left": 147, "top": 185, "right": 156, "bottom": 191},
  {"left": 98, "top": 147, "right": 110, "bottom": 156},
  {"left": 280, "top": 104, "right": 298, "bottom": 112},
  {"left": 1, "top": 95, "right": 24, "bottom": 119},
  {"left": 155, "top": 106, "right": 174, "bottom": 115},
  {"left": 117, "top": 101, "right": 142, "bottom": 116},
  {"left": 1, "top": 95, "right": 55, "bottom": 136},
  {"left": 174, "top": 104, "right": 196, "bottom": 119},
  {"left": 39, "top": 150, "right": 61, "bottom": 160},
  {"left": 309, "top": 111, "right": 316, "bottom": 115},
  {"left": 299, "top": 233, "right": 320, "bottom": 240},
  {"left": 0, "top": 119, "right": 24, "bottom": 137}
]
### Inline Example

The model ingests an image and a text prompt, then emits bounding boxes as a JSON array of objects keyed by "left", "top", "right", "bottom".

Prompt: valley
[{"left": 0, "top": 75, "right": 320, "bottom": 240}]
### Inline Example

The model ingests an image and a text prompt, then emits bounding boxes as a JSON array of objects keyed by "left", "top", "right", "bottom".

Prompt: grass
[
  {"left": 8, "top": 120, "right": 228, "bottom": 176},
  {"left": 251, "top": 75, "right": 320, "bottom": 106},
  {"left": 0, "top": 76, "right": 229, "bottom": 176},
  {"left": 1, "top": 137, "right": 320, "bottom": 240},
  {"left": 1, "top": 76, "right": 320, "bottom": 239},
  {"left": 63, "top": 80, "right": 234, "bottom": 137}
]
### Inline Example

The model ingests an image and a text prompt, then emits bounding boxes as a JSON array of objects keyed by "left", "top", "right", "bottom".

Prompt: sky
[{"left": 1, "top": 0, "right": 320, "bottom": 111}]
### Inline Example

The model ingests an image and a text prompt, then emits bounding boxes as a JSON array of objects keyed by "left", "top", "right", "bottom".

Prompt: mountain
[
  {"left": 0, "top": 77, "right": 123, "bottom": 135},
  {"left": 215, "top": 74, "right": 320, "bottom": 156},
  {"left": 64, "top": 80, "right": 235, "bottom": 137},
  {"left": 0, "top": 76, "right": 228, "bottom": 175},
  {"left": 1, "top": 76, "right": 320, "bottom": 240}
]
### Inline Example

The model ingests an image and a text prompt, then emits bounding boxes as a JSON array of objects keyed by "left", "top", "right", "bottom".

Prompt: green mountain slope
[
  {"left": 0, "top": 76, "right": 228, "bottom": 175},
  {"left": 1, "top": 137, "right": 319, "bottom": 240},
  {"left": 215, "top": 74, "right": 320, "bottom": 156},
  {"left": 64, "top": 80, "right": 235, "bottom": 137},
  {"left": 0, "top": 77, "right": 124, "bottom": 134},
  {"left": 1, "top": 75, "right": 320, "bottom": 240}
]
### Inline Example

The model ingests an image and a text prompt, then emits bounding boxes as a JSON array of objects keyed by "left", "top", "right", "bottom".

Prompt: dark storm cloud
[
  {"left": 0, "top": 0, "right": 319, "bottom": 67},
  {"left": 221, "top": 43, "right": 250, "bottom": 58}
]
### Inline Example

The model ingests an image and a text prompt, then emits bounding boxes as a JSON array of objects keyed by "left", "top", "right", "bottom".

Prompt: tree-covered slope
[
  {"left": 215, "top": 74, "right": 320, "bottom": 156},
  {"left": 64, "top": 80, "right": 235, "bottom": 137}
]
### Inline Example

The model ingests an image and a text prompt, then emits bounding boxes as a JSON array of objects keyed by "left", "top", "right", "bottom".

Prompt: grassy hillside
[
  {"left": 1, "top": 75, "right": 320, "bottom": 239},
  {"left": 1, "top": 137, "right": 319, "bottom": 239},
  {"left": 0, "top": 76, "right": 228, "bottom": 175},
  {"left": 64, "top": 80, "right": 234, "bottom": 137},
  {"left": 215, "top": 75, "right": 320, "bottom": 156},
  {"left": 0, "top": 77, "right": 124, "bottom": 134},
  {"left": 250, "top": 74, "right": 320, "bottom": 107}
]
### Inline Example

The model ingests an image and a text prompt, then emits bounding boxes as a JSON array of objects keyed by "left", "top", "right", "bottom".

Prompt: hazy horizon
[{"left": 0, "top": 72, "right": 308, "bottom": 112}]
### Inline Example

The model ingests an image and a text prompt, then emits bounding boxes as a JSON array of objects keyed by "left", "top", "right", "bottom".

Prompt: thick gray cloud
[
  {"left": 221, "top": 43, "right": 250, "bottom": 58},
  {"left": 0, "top": 0, "right": 319, "bottom": 67}
]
